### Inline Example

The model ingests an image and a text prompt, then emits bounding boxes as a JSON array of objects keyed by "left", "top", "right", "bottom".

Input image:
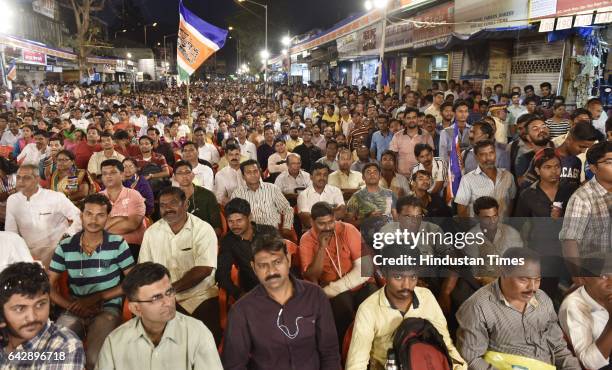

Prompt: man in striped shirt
[
  {"left": 231, "top": 159, "right": 295, "bottom": 240},
  {"left": 48, "top": 194, "right": 135, "bottom": 370}
]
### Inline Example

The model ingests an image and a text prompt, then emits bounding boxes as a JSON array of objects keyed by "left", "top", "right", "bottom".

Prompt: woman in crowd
[{"left": 48, "top": 149, "right": 93, "bottom": 204}]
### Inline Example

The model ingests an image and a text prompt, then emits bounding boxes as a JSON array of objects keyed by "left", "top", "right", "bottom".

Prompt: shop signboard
[
  {"left": 454, "top": 0, "right": 529, "bottom": 35},
  {"left": 384, "top": 2, "right": 453, "bottom": 50},
  {"left": 556, "top": 0, "right": 612, "bottom": 16},
  {"left": 115, "top": 60, "right": 126, "bottom": 72},
  {"left": 22, "top": 50, "right": 47, "bottom": 66}
]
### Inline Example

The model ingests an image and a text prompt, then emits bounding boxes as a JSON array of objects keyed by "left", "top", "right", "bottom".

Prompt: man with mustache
[
  {"left": 346, "top": 245, "right": 466, "bottom": 370},
  {"left": 389, "top": 108, "right": 434, "bottom": 176},
  {"left": 462, "top": 120, "right": 511, "bottom": 174},
  {"left": 222, "top": 234, "right": 340, "bottom": 370},
  {"left": 214, "top": 143, "right": 246, "bottom": 206},
  {"left": 300, "top": 201, "right": 376, "bottom": 347},
  {"left": 515, "top": 115, "right": 553, "bottom": 182},
  {"left": 411, "top": 143, "right": 447, "bottom": 195},
  {"left": 0, "top": 262, "right": 85, "bottom": 369},
  {"left": 47, "top": 194, "right": 135, "bottom": 370},
  {"left": 97, "top": 262, "right": 222, "bottom": 370},
  {"left": 455, "top": 140, "right": 516, "bottom": 218},
  {"left": 456, "top": 247, "right": 580, "bottom": 370},
  {"left": 559, "top": 254, "right": 612, "bottom": 370},
  {"left": 139, "top": 187, "right": 221, "bottom": 345}
]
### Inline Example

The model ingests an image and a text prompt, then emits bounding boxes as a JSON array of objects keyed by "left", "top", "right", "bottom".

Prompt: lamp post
[
  {"left": 365, "top": 0, "right": 389, "bottom": 93},
  {"left": 114, "top": 29, "right": 127, "bottom": 39},
  {"left": 163, "top": 33, "right": 177, "bottom": 75},
  {"left": 237, "top": 0, "right": 268, "bottom": 96},
  {"left": 143, "top": 22, "right": 158, "bottom": 46}
]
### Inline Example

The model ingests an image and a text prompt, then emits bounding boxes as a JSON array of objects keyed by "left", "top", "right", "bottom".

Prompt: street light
[
  {"left": 228, "top": 26, "right": 234, "bottom": 31},
  {"left": 364, "top": 0, "right": 389, "bottom": 92},
  {"left": 237, "top": 0, "right": 268, "bottom": 96},
  {"left": 281, "top": 35, "right": 291, "bottom": 46},
  {"left": 114, "top": 29, "right": 127, "bottom": 39},
  {"left": 127, "top": 52, "right": 132, "bottom": 59},
  {"left": 281, "top": 49, "right": 288, "bottom": 56},
  {"left": 143, "top": 22, "right": 158, "bottom": 46}
]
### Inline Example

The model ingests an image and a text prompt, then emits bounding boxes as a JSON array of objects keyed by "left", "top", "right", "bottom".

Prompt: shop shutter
[
  {"left": 509, "top": 37, "right": 564, "bottom": 93},
  {"left": 450, "top": 51, "right": 463, "bottom": 82}
]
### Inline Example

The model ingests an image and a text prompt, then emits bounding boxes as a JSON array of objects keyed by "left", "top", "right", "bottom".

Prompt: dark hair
[
  {"left": 473, "top": 139, "right": 496, "bottom": 155},
  {"left": 473, "top": 196, "right": 499, "bottom": 215},
  {"left": 523, "top": 97, "right": 537, "bottom": 105},
  {"left": 453, "top": 100, "right": 469, "bottom": 112},
  {"left": 101, "top": 159, "right": 124, "bottom": 172},
  {"left": 533, "top": 147, "right": 560, "bottom": 169},
  {"left": 500, "top": 247, "right": 541, "bottom": 275},
  {"left": 411, "top": 169, "right": 431, "bottom": 182},
  {"left": 56, "top": 149, "right": 75, "bottom": 161},
  {"left": 158, "top": 186, "right": 187, "bottom": 202},
  {"left": 251, "top": 234, "right": 287, "bottom": 260},
  {"left": 404, "top": 107, "right": 419, "bottom": 116},
  {"left": 570, "top": 108, "right": 592, "bottom": 122},
  {"left": 81, "top": 193, "right": 112, "bottom": 213},
  {"left": 396, "top": 195, "right": 424, "bottom": 213},
  {"left": 0, "top": 156, "right": 18, "bottom": 175},
  {"left": 311, "top": 201, "right": 334, "bottom": 220},
  {"left": 114, "top": 130, "right": 129, "bottom": 141},
  {"left": 540, "top": 82, "right": 552, "bottom": 90},
  {"left": 440, "top": 102, "right": 453, "bottom": 111},
  {"left": 225, "top": 143, "right": 240, "bottom": 152},
  {"left": 586, "top": 141, "right": 612, "bottom": 166},
  {"left": 173, "top": 160, "right": 193, "bottom": 173},
  {"left": 311, "top": 162, "right": 330, "bottom": 174},
  {"left": 362, "top": 162, "right": 381, "bottom": 175},
  {"left": 147, "top": 127, "right": 161, "bottom": 135},
  {"left": 414, "top": 143, "right": 433, "bottom": 158},
  {"left": 0, "top": 262, "right": 50, "bottom": 312},
  {"left": 225, "top": 198, "right": 251, "bottom": 217},
  {"left": 121, "top": 262, "right": 171, "bottom": 301},
  {"left": 510, "top": 91, "right": 521, "bottom": 98},
  {"left": 607, "top": 116, "right": 612, "bottom": 133},
  {"left": 325, "top": 140, "right": 338, "bottom": 149},
  {"left": 33, "top": 130, "right": 49, "bottom": 139},
  {"left": 138, "top": 135, "right": 154, "bottom": 145},
  {"left": 472, "top": 120, "right": 494, "bottom": 139},
  {"left": 524, "top": 114, "right": 545, "bottom": 131},
  {"left": 240, "top": 159, "right": 260, "bottom": 175},
  {"left": 587, "top": 98, "right": 602, "bottom": 107},
  {"left": 569, "top": 122, "right": 598, "bottom": 142},
  {"left": 122, "top": 157, "right": 138, "bottom": 168}
]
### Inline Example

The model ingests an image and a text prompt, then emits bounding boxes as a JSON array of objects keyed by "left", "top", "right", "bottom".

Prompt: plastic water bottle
[{"left": 385, "top": 349, "right": 398, "bottom": 370}]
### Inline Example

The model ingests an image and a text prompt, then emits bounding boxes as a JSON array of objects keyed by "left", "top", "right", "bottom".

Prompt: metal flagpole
[{"left": 186, "top": 76, "right": 192, "bottom": 128}]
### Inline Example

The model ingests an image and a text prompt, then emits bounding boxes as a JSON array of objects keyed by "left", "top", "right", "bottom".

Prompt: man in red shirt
[
  {"left": 134, "top": 135, "right": 171, "bottom": 194},
  {"left": 74, "top": 126, "right": 101, "bottom": 169}
]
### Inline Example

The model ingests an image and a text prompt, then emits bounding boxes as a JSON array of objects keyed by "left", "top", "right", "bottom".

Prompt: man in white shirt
[
  {"left": 588, "top": 98, "right": 608, "bottom": 136},
  {"left": 173, "top": 141, "right": 214, "bottom": 190},
  {"left": 297, "top": 162, "right": 346, "bottom": 230},
  {"left": 129, "top": 105, "right": 148, "bottom": 129},
  {"left": 559, "top": 256, "right": 611, "bottom": 370},
  {"left": 87, "top": 132, "right": 125, "bottom": 178},
  {"left": 139, "top": 187, "right": 221, "bottom": 345},
  {"left": 0, "top": 231, "right": 33, "bottom": 272},
  {"left": 274, "top": 153, "right": 311, "bottom": 194},
  {"left": 0, "top": 118, "right": 21, "bottom": 146},
  {"left": 236, "top": 123, "right": 257, "bottom": 161},
  {"left": 507, "top": 91, "right": 528, "bottom": 125},
  {"left": 328, "top": 148, "right": 365, "bottom": 191},
  {"left": 194, "top": 127, "right": 220, "bottom": 165},
  {"left": 17, "top": 130, "right": 50, "bottom": 166},
  {"left": 213, "top": 144, "right": 244, "bottom": 206},
  {"left": 5, "top": 164, "right": 82, "bottom": 267},
  {"left": 137, "top": 113, "right": 165, "bottom": 139},
  {"left": 70, "top": 108, "right": 90, "bottom": 131},
  {"left": 425, "top": 92, "right": 444, "bottom": 124}
]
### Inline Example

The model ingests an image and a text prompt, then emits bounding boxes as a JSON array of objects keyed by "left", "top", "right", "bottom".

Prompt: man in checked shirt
[{"left": 0, "top": 262, "right": 85, "bottom": 370}]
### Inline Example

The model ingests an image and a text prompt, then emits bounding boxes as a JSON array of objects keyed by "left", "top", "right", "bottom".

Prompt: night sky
[{"left": 104, "top": 0, "right": 363, "bottom": 70}]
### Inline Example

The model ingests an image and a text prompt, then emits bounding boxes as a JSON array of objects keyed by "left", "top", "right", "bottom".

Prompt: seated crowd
[{"left": 0, "top": 80, "right": 611, "bottom": 370}]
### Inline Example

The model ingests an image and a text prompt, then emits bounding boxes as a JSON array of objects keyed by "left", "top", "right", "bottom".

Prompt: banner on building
[
  {"left": 454, "top": 0, "right": 529, "bottom": 35},
  {"left": 384, "top": 2, "right": 453, "bottom": 51},
  {"left": 460, "top": 42, "right": 490, "bottom": 79},
  {"left": 32, "top": 0, "right": 55, "bottom": 19},
  {"left": 115, "top": 60, "right": 126, "bottom": 72},
  {"left": 336, "top": 22, "right": 382, "bottom": 60},
  {"left": 22, "top": 51, "right": 47, "bottom": 66}
]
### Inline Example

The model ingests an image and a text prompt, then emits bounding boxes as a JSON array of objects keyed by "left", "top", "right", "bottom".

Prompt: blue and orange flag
[
  {"left": 445, "top": 119, "right": 463, "bottom": 204},
  {"left": 177, "top": 0, "right": 228, "bottom": 83}
]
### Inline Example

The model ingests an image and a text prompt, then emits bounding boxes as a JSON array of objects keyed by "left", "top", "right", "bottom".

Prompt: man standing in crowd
[
  {"left": 294, "top": 127, "right": 323, "bottom": 172},
  {"left": 97, "top": 262, "right": 223, "bottom": 369},
  {"left": 222, "top": 234, "right": 341, "bottom": 370},
  {"left": 48, "top": 194, "right": 135, "bottom": 370},
  {"left": 389, "top": 108, "right": 434, "bottom": 176},
  {"left": 257, "top": 126, "right": 276, "bottom": 172},
  {"left": 5, "top": 164, "right": 82, "bottom": 267},
  {"left": 439, "top": 101, "right": 471, "bottom": 164},
  {"left": 0, "top": 262, "right": 85, "bottom": 369},
  {"left": 139, "top": 187, "right": 222, "bottom": 345}
]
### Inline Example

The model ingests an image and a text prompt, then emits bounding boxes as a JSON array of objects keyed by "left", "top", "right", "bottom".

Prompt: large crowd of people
[{"left": 0, "top": 78, "right": 610, "bottom": 370}]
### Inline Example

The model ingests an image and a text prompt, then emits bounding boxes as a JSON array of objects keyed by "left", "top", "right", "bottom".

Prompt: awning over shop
[{"left": 0, "top": 34, "right": 76, "bottom": 61}]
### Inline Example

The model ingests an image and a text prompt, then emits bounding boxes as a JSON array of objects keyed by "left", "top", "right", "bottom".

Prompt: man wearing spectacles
[
  {"left": 96, "top": 262, "right": 222, "bottom": 370},
  {"left": 561, "top": 141, "right": 612, "bottom": 274},
  {"left": 0, "top": 262, "right": 85, "bottom": 369},
  {"left": 222, "top": 234, "right": 340, "bottom": 370},
  {"left": 559, "top": 253, "right": 612, "bottom": 370},
  {"left": 138, "top": 187, "right": 221, "bottom": 345},
  {"left": 346, "top": 245, "right": 466, "bottom": 370}
]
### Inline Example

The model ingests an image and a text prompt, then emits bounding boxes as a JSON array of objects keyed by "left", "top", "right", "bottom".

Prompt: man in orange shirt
[{"left": 299, "top": 201, "right": 375, "bottom": 346}]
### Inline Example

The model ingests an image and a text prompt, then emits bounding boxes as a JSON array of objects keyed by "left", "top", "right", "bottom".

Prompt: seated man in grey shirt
[{"left": 456, "top": 247, "right": 581, "bottom": 370}]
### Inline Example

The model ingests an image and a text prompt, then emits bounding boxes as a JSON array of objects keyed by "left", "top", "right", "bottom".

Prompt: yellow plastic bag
[{"left": 484, "top": 351, "right": 556, "bottom": 370}]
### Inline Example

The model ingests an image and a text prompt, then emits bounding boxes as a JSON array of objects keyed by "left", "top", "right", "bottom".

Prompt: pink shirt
[
  {"left": 101, "top": 187, "right": 146, "bottom": 244},
  {"left": 389, "top": 129, "right": 434, "bottom": 176}
]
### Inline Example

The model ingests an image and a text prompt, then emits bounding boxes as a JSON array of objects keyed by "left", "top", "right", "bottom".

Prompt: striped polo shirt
[{"left": 50, "top": 231, "right": 135, "bottom": 310}]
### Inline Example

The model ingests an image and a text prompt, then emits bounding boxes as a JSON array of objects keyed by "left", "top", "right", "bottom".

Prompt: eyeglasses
[{"left": 131, "top": 287, "right": 176, "bottom": 304}]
